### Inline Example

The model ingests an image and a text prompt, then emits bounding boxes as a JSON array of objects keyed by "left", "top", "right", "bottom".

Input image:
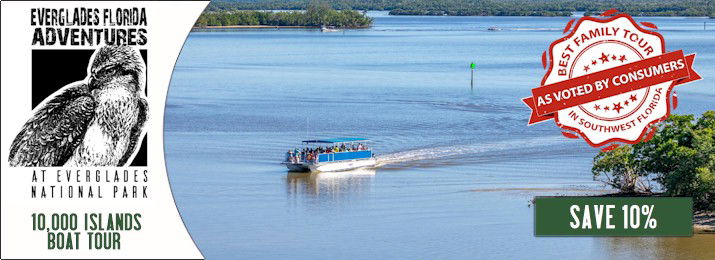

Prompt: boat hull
[
  {"left": 284, "top": 158, "right": 376, "bottom": 172},
  {"left": 283, "top": 162, "right": 311, "bottom": 172}
]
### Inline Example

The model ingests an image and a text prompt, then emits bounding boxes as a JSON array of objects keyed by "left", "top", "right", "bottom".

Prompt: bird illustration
[{"left": 9, "top": 46, "right": 148, "bottom": 167}]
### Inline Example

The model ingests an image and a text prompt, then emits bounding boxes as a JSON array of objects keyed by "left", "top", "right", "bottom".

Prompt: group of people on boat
[{"left": 286, "top": 143, "right": 369, "bottom": 163}]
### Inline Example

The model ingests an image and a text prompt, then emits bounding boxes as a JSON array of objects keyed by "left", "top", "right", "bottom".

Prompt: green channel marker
[{"left": 470, "top": 62, "right": 475, "bottom": 90}]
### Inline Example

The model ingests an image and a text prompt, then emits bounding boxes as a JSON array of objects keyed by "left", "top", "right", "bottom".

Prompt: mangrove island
[
  {"left": 592, "top": 110, "right": 715, "bottom": 232},
  {"left": 195, "top": 1, "right": 373, "bottom": 28},
  {"left": 207, "top": 0, "right": 715, "bottom": 18}
]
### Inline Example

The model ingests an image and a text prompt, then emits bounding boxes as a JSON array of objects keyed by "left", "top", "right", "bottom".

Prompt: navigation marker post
[{"left": 470, "top": 62, "right": 476, "bottom": 90}]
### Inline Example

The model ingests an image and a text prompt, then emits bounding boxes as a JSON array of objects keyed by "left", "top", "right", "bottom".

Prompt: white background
[{"left": 1, "top": 1, "right": 208, "bottom": 258}]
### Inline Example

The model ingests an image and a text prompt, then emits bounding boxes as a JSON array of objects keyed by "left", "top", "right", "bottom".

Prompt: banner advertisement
[{"left": 2, "top": 1, "right": 713, "bottom": 259}]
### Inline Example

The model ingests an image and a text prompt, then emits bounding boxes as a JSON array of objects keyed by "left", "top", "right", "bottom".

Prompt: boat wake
[{"left": 374, "top": 135, "right": 569, "bottom": 168}]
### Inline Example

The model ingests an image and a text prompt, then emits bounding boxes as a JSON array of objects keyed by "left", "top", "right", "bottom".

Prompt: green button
[{"left": 534, "top": 197, "right": 692, "bottom": 236}]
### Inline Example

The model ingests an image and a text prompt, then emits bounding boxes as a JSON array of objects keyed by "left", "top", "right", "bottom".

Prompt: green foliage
[
  {"left": 593, "top": 111, "right": 715, "bottom": 210},
  {"left": 592, "top": 145, "right": 650, "bottom": 193},
  {"left": 641, "top": 111, "right": 715, "bottom": 210},
  {"left": 196, "top": 1, "right": 373, "bottom": 27},
  {"left": 206, "top": 0, "right": 715, "bottom": 17}
]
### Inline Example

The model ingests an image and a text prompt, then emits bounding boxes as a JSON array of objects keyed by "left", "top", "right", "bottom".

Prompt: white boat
[
  {"left": 321, "top": 25, "right": 341, "bottom": 32},
  {"left": 283, "top": 138, "right": 376, "bottom": 172}
]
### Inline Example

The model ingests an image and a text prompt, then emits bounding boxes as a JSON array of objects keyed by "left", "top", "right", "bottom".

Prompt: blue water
[{"left": 166, "top": 12, "right": 715, "bottom": 259}]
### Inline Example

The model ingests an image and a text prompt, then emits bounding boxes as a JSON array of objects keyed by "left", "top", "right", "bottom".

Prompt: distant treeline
[
  {"left": 196, "top": 2, "right": 373, "bottom": 27},
  {"left": 207, "top": 0, "right": 715, "bottom": 17}
]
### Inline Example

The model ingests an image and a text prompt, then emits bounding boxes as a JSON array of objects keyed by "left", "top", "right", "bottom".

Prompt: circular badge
[{"left": 523, "top": 11, "right": 700, "bottom": 148}]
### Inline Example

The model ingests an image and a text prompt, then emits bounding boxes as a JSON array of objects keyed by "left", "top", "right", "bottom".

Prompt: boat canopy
[{"left": 302, "top": 137, "right": 369, "bottom": 144}]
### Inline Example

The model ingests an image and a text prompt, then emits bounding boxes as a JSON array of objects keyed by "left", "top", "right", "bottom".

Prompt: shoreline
[
  {"left": 387, "top": 13, "right": 714, "bottom": 18},
  {"left": 694, "top": 211, "right": 715, "bottom": 234},
  {"left": 193, "top": 25, "right": 317, "bottom": 29},
  {"left": 192, "top": 25, "right": 370, "bottom": 30}
]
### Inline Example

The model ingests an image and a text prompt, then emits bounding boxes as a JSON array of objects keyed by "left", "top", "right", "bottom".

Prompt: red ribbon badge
[{"left": 523, "top": 50, "right": 700, "bottom": 125}]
